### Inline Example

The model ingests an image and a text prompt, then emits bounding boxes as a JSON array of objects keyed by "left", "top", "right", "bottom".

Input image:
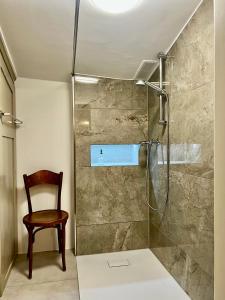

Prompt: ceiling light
[
  {"left": 90, "top": 0, "right": 142, "bottom": 14},
  {"left": 75, "top": 76, "right": 99, "bottom": 84}
]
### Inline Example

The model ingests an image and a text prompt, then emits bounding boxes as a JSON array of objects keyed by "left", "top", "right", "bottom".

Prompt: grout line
[
  {"left": 169, "top": 169, "right": 214, "bottom": 181},
  {"left": 77, "top": 219, "right": 149, "bottom": 227},
  {"left": 75, "top": 259, "right": 81, "bottom": 300},
  {"left": 6, "top": 278, "right": 78, "bottom": 289},
  {"left": 74, "top": 108, "right": 147, "bottom": 111}
]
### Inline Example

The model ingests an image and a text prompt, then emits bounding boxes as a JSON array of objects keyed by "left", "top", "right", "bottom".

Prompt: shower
[
  {"left": 139, "top": 139, "right": 162, "bottom": 211},
  {"left": 136, "top": 80, "right": 167, "bottom": 96},
  {"left": 71, "top": 0, "right": 213, "bottom": 298},
  {"left": 137, "top": 52, "right": 170, "bottom": 211},
  {"left": 139, "top": 132, "right": 170, "bottom": 211}
]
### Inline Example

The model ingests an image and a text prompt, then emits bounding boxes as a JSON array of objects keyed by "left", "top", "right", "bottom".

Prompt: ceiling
[
  {"left": 0, "top": 0, "right": 202, "bottom": 82},
  {"left": 0, "top": 0, "right": 75, "bottom": 82}
]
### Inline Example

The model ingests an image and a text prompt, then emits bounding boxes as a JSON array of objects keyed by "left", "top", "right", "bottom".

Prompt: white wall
[{"left": 15, "top": 77, "right": 74, "bottom": 254}]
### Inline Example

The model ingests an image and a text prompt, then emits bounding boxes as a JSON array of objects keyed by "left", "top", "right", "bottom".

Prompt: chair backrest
[{"left": 23, "top": 170, "right": 63, "bottom": 214}]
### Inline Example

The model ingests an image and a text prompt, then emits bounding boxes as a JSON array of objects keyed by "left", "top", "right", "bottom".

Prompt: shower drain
[{"left": 107, "top": 259, "right": 130, "bottom": 268}]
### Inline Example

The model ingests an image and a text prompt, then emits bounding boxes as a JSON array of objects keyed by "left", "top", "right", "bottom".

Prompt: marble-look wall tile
[
  {"left": 75, "top": 109, "right": 148, "bottom": 167},
  {"left": 165, "top": 0, "right": 213, "bottom": 93},
  {"left": 77, "top": 221, "right": 148, "bottom": 255},
  {"left": 75, "top": 78, "right": 148, "bottom": 254},
  {"left": 151, "top": 246, "right": 213, "bottom": 300},
  {"left": 168, "top": 83, "right": 214, "bottom": 178},
  {"left": 76, "top": 167, "right": 147, "bottom": 225},
  {"left": 148, "top": 1, "right": 214, "bottom": 299},
  {"left": 150, "top": 171, "right": 213, "bottom": 276},
  {"left": 149, "top": 71, "right": 214, "bottom": 179},
  {"left": 75, "top": 79, "right": 147, "bottom": 110}
]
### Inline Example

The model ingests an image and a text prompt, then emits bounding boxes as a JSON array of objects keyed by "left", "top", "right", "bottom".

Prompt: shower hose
[{"left": 144, "top": 93, "right": 170, "bottom": 211}]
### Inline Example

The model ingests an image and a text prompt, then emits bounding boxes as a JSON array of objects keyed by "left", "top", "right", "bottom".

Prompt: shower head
[
  {"left": 136, "top": 80, "right": 167, "bottom": 96},
  {"left": 134, "top": 60, "right": 157, "bottom": 81}
]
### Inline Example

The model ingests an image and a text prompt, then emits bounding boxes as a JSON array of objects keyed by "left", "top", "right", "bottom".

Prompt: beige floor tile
[
  {"left": 7, "top": 250, "right": 77, "bottom": 287},
  {"left": 2, "top": 279, "right": 79, "bottom": 300}
]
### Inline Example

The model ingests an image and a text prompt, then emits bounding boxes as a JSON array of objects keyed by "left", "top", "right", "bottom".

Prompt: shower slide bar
[
  {"left": 158, "top": 52, "right": 167, "bottom": 125},
  {"left": 0, "top": 110, "right": 23, "bottom": 126},
  {"left": 136, "top": 51, "right": 169, "bottom": 125}
]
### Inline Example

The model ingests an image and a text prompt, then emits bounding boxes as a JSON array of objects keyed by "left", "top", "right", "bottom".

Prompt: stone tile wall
[
  {"left": 75, "top": 78, "right": 149, "bottom": 255},
  {"left": 148, "top": 1, "right": 214, "bottom": 299}
]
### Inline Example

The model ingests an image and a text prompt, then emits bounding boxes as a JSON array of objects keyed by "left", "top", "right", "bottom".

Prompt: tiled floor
[
  {"left": 2, "top": 249, "right": 190, "bottom": 300},
  {"left": 2, "top": 250, "right": 80, "bottom": 300}
]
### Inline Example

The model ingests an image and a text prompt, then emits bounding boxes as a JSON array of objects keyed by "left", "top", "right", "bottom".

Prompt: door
[{"left": 0, "top": 52, "right": 16, "bottom": 295}]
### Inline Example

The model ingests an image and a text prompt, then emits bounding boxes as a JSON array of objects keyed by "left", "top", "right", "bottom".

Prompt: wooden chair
[{"left": 23, "top": 170, "right": 69, "bottom": 279}]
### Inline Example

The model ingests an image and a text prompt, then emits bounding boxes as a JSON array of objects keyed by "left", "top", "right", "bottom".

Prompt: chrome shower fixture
[
  {"left": 136, "top": 80, "right": 167, "bottom": 96},
  {"left": 158, "top": 52, "right": 167, "bottom": 125},
  {"left": 135, "top": 51, "right": 168, "bottom": 125}
]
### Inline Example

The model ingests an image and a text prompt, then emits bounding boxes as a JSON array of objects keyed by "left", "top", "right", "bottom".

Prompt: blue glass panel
[{"left": 90, "top": 144, "right": 140, "bottom": 167}]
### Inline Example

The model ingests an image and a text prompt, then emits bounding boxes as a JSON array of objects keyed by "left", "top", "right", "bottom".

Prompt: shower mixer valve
[{"left": 151, "top": 138, "right": 160, "bottom": 145}]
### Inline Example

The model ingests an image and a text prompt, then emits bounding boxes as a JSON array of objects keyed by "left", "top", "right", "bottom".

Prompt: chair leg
[
  {"left": 25, "top": 225, "right": 29, "bottom": 259},
  {"left": 61, "top": 223, "right": 66, "bottom": 271},
  {"left": 28, "top": 227, "right": 34, "bottom": 279},
  {"left": 57, "top": 225, "right": 62, "bottom": 254},
  {"left": 27, "top": 243, "right": 29, "bottom": 259}
]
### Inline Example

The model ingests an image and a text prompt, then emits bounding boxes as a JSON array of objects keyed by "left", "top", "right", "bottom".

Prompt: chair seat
[{"left": 23, "top": 209, "right": 68, "bottom": 227}]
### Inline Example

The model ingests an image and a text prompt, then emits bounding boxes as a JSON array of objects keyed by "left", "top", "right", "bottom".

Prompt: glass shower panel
[
  {"left": 74, "top": 77, "right": 149, "bottom": 255},
  {"left": 149, "top": 142, "right": 168, "bottom": 212}
]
